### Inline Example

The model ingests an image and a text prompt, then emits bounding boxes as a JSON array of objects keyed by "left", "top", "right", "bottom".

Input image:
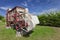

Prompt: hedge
[{"left": 38, "top": 11, "right": 60, "bottom": 27}]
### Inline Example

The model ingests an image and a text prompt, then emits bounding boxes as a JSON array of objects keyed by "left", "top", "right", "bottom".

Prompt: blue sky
[{"left": 0, "top": 0, "right": 60, "bottom": 16}]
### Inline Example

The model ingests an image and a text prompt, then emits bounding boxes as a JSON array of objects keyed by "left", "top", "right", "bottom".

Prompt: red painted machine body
[{"left": 6, "top": 6, "right": 28, "bottom": 30}]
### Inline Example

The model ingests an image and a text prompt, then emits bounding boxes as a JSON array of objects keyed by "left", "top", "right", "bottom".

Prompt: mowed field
[{"left": 0, "top": 22, "right": 60, "bottom": 40}]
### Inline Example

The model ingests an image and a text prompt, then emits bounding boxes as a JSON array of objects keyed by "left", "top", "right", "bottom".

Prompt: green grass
[{"left": 0, "top": 22, "right": 56, "bottom": 40}]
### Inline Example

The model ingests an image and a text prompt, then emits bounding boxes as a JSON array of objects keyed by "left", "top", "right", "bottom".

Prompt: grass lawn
[{"left": 0, "top": 22, "right": 60, "bottom": 40}]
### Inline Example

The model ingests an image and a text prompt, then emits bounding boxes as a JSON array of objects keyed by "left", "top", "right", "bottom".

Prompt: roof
[{"left": 7, "top": 6, "right": 25, "bottom": 12}]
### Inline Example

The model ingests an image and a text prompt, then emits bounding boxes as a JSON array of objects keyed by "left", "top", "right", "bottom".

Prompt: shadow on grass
[{"left": 23, "top": 30, "right": 34, "bottom": 37}]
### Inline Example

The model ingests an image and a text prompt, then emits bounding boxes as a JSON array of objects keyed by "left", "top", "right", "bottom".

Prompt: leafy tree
[
  {"left": 38, "top": 11, "right": 60, "bottom": 27},
  {"left": 0, "top": 15, "right": 5, "bottom": 22},
  {"left": 0, "top": 15, "right": 4, "bottom": 20}
]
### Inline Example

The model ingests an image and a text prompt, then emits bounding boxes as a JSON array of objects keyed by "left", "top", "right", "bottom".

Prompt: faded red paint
[{"left": 6, "top": 6, "right": 28, "bottom": 30}]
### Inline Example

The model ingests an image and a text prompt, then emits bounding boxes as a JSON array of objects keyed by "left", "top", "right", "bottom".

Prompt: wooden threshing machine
[{"left": 6, "top": 6, "right": 39, "bottom": 36}]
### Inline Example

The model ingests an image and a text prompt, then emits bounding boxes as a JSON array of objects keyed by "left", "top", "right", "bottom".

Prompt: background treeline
[
  {"left": 0, "top": 15, "right": 5, "bottom": 22},
  {"left": 38, "top": 11, "right": 60, "bottom": 27},
  {"left": 0, "top": 11, "right": 60, "bottom": 27}
]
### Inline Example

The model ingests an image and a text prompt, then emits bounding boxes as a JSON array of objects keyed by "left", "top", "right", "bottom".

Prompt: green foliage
[
  {"left": 38, "top": 11, "right": 60, "bottom": 27},
  {"left": 0, "top": 15, "right": 4, "bottom": 20},
  {"left": 0, "top": 15, "right": 5, "bottom": 22},
  {"left": 1, "top": 18, "right": 5, "bottom": 22}
]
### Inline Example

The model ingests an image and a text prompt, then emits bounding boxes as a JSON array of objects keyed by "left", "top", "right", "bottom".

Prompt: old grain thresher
[{"left": 6, "top": 6, "right": 39, "bottom": 36}]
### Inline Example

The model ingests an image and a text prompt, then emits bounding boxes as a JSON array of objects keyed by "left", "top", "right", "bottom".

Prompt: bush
[
  {"left": 0, "top": 15, "right": 5, "bottom": 22},
  {"left": 1, "top": 18, "right": 5, "bottom": 22},
  {"left": 38, "top": 11, "right": 60, "bottom": 27},
  {"left": 0, "top": 15, "right": 4, "bottom": 20}
]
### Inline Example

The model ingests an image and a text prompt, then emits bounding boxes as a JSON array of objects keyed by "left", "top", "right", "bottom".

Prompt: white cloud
[
  {"left": 0, "top": 7, "right": 11, "bottom": 10},
  {"left": 31, "top": 8, "right": 59, "bottom": 15},
  {"left": 40, "top": 8, "right": 58, "bottom": 14},
  {"left": 22, "top": 1, "right": 28, "bottom": 7},
  {"left": 31, "top": 12, "right": 38, "bottom": 15}
]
